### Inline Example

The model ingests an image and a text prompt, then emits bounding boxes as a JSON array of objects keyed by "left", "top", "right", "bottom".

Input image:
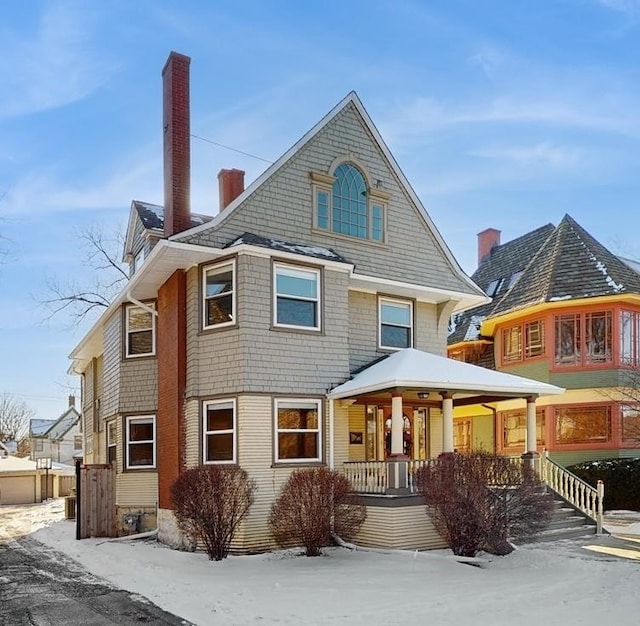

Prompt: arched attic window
[{"left": 312, "top": 162, "right": 387, "bottom": 242}]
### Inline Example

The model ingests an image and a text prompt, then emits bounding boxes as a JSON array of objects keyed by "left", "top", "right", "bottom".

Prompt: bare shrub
[
  {"left": 415, "top": 452, "right": 552, "bottom": 557},
  {"left": 269, "top": 467, "right": 366, "bottom": 557},
  {"left": 171, "top": 465, "right": 255, "bottom": 561}
]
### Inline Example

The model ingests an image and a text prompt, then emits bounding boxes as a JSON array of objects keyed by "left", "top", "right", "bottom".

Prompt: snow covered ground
[{"left": 2, "top": 500, "right": 640, "bottom": 626}]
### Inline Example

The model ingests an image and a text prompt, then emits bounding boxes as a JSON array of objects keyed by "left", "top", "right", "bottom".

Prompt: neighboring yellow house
[{"left": 448, "top": 216, "right": 640, "bottom": 467}]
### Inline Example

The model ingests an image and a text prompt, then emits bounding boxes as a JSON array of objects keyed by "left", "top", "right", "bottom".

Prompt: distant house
[
  {"left": 30, "top": 396, "right": 82, "bottom": 465},
  {"left": 448, "top": 216, "right": 640, "bottom": 466},
  {"left": 69, "top": 52, "right": 565, "bottom": 550}
]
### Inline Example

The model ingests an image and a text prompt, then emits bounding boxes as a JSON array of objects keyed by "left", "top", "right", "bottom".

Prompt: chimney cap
[{"left": 162, "top": 51, "right": 191, "bottom": 76}]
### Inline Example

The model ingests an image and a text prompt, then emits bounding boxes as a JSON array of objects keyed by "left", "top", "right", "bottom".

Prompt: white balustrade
[
  {"left": 342, "top": 461, "right": 387, "bottom": 494},
  {"left": 539, "top": 450, "right": 604, "bottom": 534}
]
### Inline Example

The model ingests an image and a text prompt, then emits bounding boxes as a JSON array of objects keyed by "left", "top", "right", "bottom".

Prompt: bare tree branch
[
  {"left": 0, "top": 393, "right": 34, "bottom": 442},
  {"left": 41, "top": 223, "right": 129, "bottom": 324}
]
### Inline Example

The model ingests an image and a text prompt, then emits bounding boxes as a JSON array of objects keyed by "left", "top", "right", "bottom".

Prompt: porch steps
[{"left": 524, "top": 493, "right": 598, "bottom": 543}]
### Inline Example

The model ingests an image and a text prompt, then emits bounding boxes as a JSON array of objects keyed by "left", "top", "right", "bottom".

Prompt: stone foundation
[
  {"left": 115, "top": 506, "right": 157, "bottom": 536},
  {"left": 157, "top": 508, "right": 194, "bottom": 549}
]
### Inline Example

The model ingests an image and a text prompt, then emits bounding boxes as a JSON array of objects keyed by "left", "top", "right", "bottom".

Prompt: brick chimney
[
  {"left": 162, "top": 51, "right": 191, "bottom": 237},
  {"left": 218, "top": 168, "right": 245, "bottom": 211},
  {"left": 477, "top": 228, "right": 501, "bottom": 266},
  {"left": 68, "top": 394, "right": 75, "bottom": 408}
]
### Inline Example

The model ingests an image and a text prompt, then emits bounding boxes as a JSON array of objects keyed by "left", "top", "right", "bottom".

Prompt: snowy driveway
[
  {"left": 3, "top": 499, "right": 640, "bottom": 625},
  {"left": 0, "top": 501, "right": 191, "bottom": 626}
]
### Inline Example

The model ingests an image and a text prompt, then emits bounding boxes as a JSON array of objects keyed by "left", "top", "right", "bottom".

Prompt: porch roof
[{"left": 328, "top": 348, "right": 564, "bottom": 400}]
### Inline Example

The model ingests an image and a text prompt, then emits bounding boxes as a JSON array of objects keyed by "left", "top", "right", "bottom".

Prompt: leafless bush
[
  {"left": 269, "top": 467, "right": 366, "bottom": 557},
  {"left": 171, "top": 465, "right": 255, "bottom": 561},
  {"left": 415, "top": 452, "right": 552, "bottom": 557}
]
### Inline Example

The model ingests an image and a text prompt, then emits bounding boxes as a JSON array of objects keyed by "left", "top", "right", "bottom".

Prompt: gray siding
[
  {"left": 101, "top": 311, "right": 121, "bottom": 419},
  {"left": 178, "top": 104, "right": 472, "bottom": 295},
  {"left": 120, "top": 359, "right": 158, "bottom": 414},
  {"left": 187, "top": 254, "right": 351, "bottom": 397}
]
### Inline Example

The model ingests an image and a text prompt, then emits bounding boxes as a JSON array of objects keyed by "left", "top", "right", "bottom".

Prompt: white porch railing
[
  {"left": 342, "top": 459, "right": 436, "bottom": 494},
  {"left": 342, "top": 461, "right": 387, "bottom": 494},
  {"left": 538, "top": 450, "right": 604, "bottom": 534}
]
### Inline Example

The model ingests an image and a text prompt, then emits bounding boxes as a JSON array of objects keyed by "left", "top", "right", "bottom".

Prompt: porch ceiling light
[{"left": 417, "top": 392, "right": 431, "bottom": 399}]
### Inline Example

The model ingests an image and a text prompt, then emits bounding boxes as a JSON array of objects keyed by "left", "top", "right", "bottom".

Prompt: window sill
[
  {"left": 310, "top": 228, "right": 390, "bottom": 249},
  {"left": 271, "top": 461, "right": 325, "bottom": 469},
  {"left": 270, "top": 325, "right": 324, "bottom": 336}
]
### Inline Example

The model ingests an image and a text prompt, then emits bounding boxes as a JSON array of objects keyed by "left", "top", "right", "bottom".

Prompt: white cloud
[
  {"left": 467, "top": 142, "right": 584, "bottom": 168},
  {"left": 597, "top": 0, "right": 640, "bottom": 16},
  {"left": 0, "top": 1, "right": 116, "bottom": 118}
]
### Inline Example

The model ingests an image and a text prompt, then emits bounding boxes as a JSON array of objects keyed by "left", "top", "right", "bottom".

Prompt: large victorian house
[{"left": 70, "top": 52, "right": 563, "bottom": 550}]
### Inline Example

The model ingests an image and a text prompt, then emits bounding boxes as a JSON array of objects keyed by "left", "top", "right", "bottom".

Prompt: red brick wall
[
  {"left": 162, "top": 51, "right": 191, "bottom": 237},
  {"left": 156, "top": 270, "right": 187, "bottom": 509}
]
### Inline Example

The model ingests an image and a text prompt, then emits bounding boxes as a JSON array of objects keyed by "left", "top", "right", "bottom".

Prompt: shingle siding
[{"left": 178, "top": 105, "right": 470, "bottom": 294}]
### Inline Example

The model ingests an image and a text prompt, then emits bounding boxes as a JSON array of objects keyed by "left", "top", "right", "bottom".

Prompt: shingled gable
[
  {"left": 170, "top": 91, "right": 485, "bottom": 300},
  {"left": 490, "top": 214, "right": 640, "bottom": 317},
  {"left": 122, "top": 200, "right": 213, "bottom": 263}
]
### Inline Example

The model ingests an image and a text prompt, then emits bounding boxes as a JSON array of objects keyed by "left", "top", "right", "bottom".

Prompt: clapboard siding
[
  {"left": 348, "top": 404, "right": 366, "bottom": 461},
  {"left": 354, "top": 502, "right": 447, "bottom": 550},
  {"left": 184, "top": 398, "right": 200, "bottom": 469},
  {"left": 429, "top": 407, "right": 444, "bottom": 458},
  {"left": 115, "top": 471, "right": 158, "bottom": 507}
]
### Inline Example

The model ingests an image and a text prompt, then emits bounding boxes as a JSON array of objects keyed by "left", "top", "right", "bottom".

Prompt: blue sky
[{"left": 1, "top": 0, "right": 640, "bottom": 420}]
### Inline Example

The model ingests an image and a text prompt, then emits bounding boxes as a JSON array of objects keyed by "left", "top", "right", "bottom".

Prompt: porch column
[
  {"left": 522, "top": 395, "right": 539, "bottom": 470},
  {"left": 390, "top": 392, "right": 405, "bottom": 457},
  {"left": 525, "top": 396, "right": 537, "bottom": 455},
  {"left": 387, "top": 391, "right": 409, "bottom": 493},
  {"left": 442, "top": 392, "right": 454, "bottom": 454}
]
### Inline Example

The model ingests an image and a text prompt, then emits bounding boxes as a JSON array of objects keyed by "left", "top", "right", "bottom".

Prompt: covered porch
[{"left": 328, "top": 349, "right": 564, "bottom": 495}]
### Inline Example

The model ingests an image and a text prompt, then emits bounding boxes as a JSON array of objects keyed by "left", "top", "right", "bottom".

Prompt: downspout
[
  {"left": 481, "top": 404, "right": 498, "bottom": 453},
  {"left": 328, "top": 397, "right": 335, "bottom": 470}
]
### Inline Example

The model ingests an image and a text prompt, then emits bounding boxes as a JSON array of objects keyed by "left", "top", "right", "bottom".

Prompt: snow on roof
[
  {"left": 328, "top": 348, "right": 564, "bottom": 399},
  {"left": 463, "top": 315, "right": 485, "bottom": 341},
  {"left": 30, "top": 419, "right": 55, "bottom": 436},
  {"left": 0, "top": 456, "right": 75, "bottom": 474},
  {"left": 226, "top": 232, "right": 350, "bottom": 263}
]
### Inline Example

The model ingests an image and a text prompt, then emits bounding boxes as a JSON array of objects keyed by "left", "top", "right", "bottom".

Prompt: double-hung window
[
  {"left": 274, "top": 264, "right": 320, "bottom": 330},
  {"left": 275, "top": 399, "right": 322, "bottom": 462},
  {"left": 125, "top": 304, "right": 155, "bottom": 357},
  {"left": 203, "top": 261, "right": 235, "bottom": 329},
  {"left": 125, "top": 416, "right": 155, "bottom": 469},
  {"left": 107, "top": 420, "right": 117, "bottom": 465},
  {"left": 379, "top": 298, "right": 413, "bottom": 349},
  {"left": 203, "top": 399, "right": 236, "bottom": 463}
]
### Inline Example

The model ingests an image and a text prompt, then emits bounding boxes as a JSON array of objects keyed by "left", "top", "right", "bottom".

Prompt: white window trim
[
  {"left": 125, "top": 303, "right": 156, "bottom": 358},
  {"left": 125, "top": 415, "right": 156, "bottom": 470},
  {"left": 202, "top": 260, "right": 236, "bottom": 330},
  {"left": 274, "top": 398, "right": 322, "bottom": 463},
  {"left": 273, "top": 263, "right": 321, "bottom": 331},
  {"left": 202, "top": 398, "right": 237, "bottom": 464},
  {"left": 378, "top": 297, "right": 414, "bottom": 350}
]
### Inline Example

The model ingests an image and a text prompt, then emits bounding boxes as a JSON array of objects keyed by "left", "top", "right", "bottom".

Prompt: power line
[{"left": 190, "top": 133, "right": 274, "bottom": 164}]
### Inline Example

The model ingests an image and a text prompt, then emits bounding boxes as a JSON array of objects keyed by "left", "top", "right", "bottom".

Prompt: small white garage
[
  {"left": 0, "top": 456, "right": 41, "bottom": 505},
  {"left": 0, "top": 473, "right": 37, "bottom": 505}
]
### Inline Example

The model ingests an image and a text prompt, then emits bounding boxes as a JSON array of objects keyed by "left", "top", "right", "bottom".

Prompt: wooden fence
[{"left": 77, "top": 463, "right": 116, "bottom": 539}]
